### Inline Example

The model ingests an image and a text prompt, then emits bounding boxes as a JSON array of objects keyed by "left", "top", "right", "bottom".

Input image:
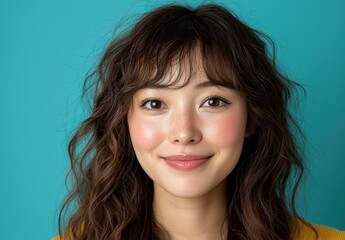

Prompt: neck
[{"left": 153, "top": 180, "right": 228, "bottom": 240}]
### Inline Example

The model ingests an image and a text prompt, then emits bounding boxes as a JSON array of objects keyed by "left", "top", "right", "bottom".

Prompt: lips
[{"left": 161, "top": 154, "right": 212, "bottom": 170}]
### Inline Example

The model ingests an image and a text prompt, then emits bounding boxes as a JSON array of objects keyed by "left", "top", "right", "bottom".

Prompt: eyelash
[
  {"left": 139, "top": 96, "right": 230, "bottom": 111},
  {"left": 139, "top": 98, "right": 166, "bottom": 110},
  {"left": 203, "top": 96, "right": 230, "bottom": 108}
]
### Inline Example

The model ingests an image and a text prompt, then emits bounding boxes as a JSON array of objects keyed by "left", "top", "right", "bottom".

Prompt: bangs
[{"left": 122, "top": 5, "right": 239, "bottom": 91}]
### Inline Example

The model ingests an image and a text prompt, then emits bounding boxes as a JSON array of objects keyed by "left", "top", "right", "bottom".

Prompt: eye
[
  {"left": 202, "top": 97, "right": 230, "bottom": 108},
  {"left": 140, "top": 99, "right": 166, "bottom": 110}
]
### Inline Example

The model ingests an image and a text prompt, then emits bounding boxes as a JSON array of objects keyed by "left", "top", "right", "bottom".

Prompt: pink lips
[{"left": 162, "top": 155, "right": 211, "bottom": 170}]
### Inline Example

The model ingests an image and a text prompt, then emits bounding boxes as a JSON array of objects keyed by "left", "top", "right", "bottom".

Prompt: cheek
[
  {"left": 128, "top": 117, "right": 162, "bottom": 151},
  {"left": 207, "top": 114, "right": 247, "bottom": 146}
]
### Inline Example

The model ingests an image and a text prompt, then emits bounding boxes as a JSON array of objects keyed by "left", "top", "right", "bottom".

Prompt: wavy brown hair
[{"left": 58, "top": 3, "right": 316, "bottom": 240}]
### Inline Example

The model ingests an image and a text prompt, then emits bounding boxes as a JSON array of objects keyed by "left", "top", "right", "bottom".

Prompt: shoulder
[
  {"left": 52, "top": 220, "right": 345, "bottom": 240},
  {"left": 294, "top": 219, "right": 345, "bottom": 240}
]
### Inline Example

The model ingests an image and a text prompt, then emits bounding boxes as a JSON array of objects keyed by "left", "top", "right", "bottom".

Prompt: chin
[{"left": 156, "top": 177, "right": 227, "bottom": 199}]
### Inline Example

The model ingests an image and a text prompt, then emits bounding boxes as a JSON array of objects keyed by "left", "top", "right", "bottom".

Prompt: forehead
[
  {"left": 157, "top": 56, "right": 206, "bottom": 87},
  {"left": 130, "top": 43, "right": 237, "bottom": 91}
]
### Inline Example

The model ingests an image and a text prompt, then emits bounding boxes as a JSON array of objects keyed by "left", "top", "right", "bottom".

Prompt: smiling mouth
[{"left": 161, "top": 155, "right": 212, "bottom": 170}]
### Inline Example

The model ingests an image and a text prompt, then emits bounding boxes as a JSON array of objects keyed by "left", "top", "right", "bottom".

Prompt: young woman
[{"left": 55, "top": 3, "right": 345, "bottom": 240}]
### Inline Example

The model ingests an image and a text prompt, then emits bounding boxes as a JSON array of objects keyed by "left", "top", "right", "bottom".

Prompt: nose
[{"left": 168, "top": 108, "right": 202, "bottom": 145}]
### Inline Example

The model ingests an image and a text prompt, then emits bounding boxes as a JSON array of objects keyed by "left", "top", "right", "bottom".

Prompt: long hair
[{"left": 58, "top": 3, "right": 315, "bottom": 240}]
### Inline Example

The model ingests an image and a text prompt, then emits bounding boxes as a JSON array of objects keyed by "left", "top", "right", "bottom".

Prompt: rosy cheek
[
  {"left": 128, "top": 118, "right": 161, "bottom": 150},
  {"left": 208, "top": 115, "right": 247, "bottom": 146}
]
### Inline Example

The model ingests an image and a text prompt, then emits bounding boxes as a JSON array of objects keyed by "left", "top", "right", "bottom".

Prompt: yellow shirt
[
  {"left": 52, "top": 221, "right": 345, "bottom": 239},
  {"left": 295, "top": 221, "right": 345, "bottom": 239}
]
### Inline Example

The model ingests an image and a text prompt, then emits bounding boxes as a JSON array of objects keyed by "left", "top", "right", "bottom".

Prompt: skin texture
[{"left": 127, "top": 59, "right": 250, "bottom": 239}]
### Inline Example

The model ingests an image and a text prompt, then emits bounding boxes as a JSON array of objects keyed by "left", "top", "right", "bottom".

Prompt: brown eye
[
  {"left": 208, "top": 98, "right": 221, "bottom": 106},
  {"left": 203, "top": 97, "right": 229, "bottom": 108},
  {"left": 141, "top": 99, "right": 164, "bottom": 110}
]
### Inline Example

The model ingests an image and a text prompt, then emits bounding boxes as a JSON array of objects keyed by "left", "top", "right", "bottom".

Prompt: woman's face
[{"left": 127, "top": 62, "right": 249, "bottom": 198}]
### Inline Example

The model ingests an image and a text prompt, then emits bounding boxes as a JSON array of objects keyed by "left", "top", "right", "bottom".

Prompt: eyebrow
[
  {"left": 195, "top": 81, "right": 220, "bottom": 89},
  {"left": 143, "top": 81, "right": 224, "bottom": 89}
]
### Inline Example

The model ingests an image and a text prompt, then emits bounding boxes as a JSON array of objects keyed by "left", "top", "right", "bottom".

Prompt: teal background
[{"left": 1, "top": 0, "right": 344, "bottom": 239}]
